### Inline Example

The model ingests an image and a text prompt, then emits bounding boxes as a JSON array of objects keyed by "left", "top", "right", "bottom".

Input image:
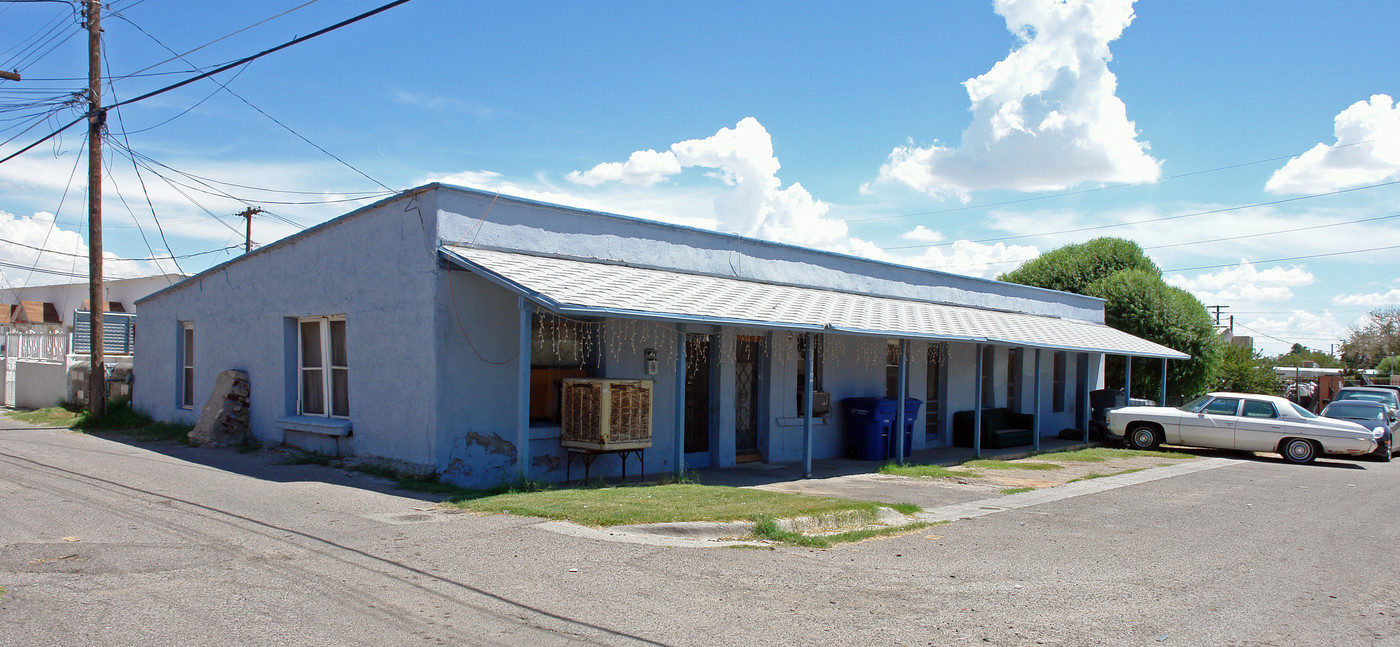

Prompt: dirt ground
[
  {"left": 931, "top": 453, "right": 1199, "bottom": 494},
  {"left": 750, "top": 451, "right": 1202, "bottom": 508}
]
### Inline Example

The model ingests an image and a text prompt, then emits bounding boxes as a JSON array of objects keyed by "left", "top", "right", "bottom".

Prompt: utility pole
[
  {"left": 0, "top": 70, "right": 19, "bottom": 81},
  {"left": 237, "top": 206, "right": 264, "bottom": 252},
  {"left": 86, "top": 0, "right": 106, "bottom": 418},
  {"left": 1207, "top": 305, "right": 1228, "bottom": 327}
]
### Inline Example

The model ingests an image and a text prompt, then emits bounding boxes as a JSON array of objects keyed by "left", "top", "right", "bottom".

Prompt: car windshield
[
  {"left": 1335, "top": 391, "right": 1399, "bottom": 406},
  {"left": 1178, "top": 394, "right": 1213, "bottom": 413},
  {"left": 1323, "top": 403, "right": 1385, "bottom": 423}
]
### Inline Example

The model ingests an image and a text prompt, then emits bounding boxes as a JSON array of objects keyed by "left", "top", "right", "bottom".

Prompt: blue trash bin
[
  {"left": 889, "top": 398, "right": 923, "bottom": 459},
  {"left": 844, "top": 397, "right": 898, "bottom": 460}
]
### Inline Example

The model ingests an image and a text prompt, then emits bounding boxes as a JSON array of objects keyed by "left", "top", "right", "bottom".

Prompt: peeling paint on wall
[
  {"left": 441, "top": 431, "right": 517, "bottom": 487},
  {"left": 532, "top": 454, "right": 561, "bottom": 472}
]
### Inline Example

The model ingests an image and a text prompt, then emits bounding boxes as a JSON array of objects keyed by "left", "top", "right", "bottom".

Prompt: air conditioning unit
[{"left": 560, "top": 378, "right": 653, "bottom": 451}]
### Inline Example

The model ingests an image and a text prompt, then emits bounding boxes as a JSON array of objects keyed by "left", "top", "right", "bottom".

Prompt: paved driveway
[{"left": 2, "top": 417, "right": 1396, "bottom": 646}]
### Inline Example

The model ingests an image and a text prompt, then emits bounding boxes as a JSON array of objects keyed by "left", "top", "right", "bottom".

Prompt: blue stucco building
[{"left": 134, "top": 184, "right": 1186, "bottom": 488}]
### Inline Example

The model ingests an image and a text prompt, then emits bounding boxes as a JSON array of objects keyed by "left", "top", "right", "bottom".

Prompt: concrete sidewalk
[{"left": 694, "top": 435, "right": 1095, "bottom": 488}]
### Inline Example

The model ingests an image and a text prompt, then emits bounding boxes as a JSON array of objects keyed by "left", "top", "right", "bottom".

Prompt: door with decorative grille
[
  {"left": 734, "top": 335, "right": 762, "bottom": 454},
  {"left": 684, "top": 334, "right": 711, "bottom": 455}
]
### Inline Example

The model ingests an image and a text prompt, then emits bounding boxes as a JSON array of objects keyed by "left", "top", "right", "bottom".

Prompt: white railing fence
[{"left": 1, "top": 330, "right": 70, "bottom": 361}]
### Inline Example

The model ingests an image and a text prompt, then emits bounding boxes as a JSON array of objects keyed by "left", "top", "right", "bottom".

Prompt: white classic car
[{"left": 1107, "top": 392, "right": 1381, "bottom": 464}]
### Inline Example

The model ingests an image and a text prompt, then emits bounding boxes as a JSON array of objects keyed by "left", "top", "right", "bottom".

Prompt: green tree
[
  {"left": 1376, "top": 355, "right": 1400, "bottom": 378},
  {"left": 999, "top": 238, "right": 1221, "bottom": 402},
  {"left": 1341, "top": 307, "right": 1400, "bottom": 369},
  {"left": 1269, "top": 344, "right": 1341, "bottom": 368},
  {"left": 1215, "top": 343, "right": 1281, "bottom": 394},
  {"left": 998, "top": 237, "right": 1160, "bottom": 294},
  {"left": 1086, "top": 269, "right": 1221, "bottom": 400}
]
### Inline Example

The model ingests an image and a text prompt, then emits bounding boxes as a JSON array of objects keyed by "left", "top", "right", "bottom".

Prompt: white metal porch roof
[{"left": 440, "top": 245, "right": 1190, "bottom": 359}]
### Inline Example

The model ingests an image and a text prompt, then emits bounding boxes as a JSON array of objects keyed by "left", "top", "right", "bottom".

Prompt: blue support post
[
  {"left": 895, "top": 339, "right": 907, "bottom": 465},
  {"left": 516, "top": 298, "right": 532, "bottom": 480},
  {"left": 1160, "top": 357, "right": 1168, "bottom": 406},
  {"left": 973, "top": 343, "right": 983, "bottom": 458},
  {"left": 1081, "top": 362, "right": 1091, "bottom": 445},
  {"left": 675, "top": 332, "right": 687, "bottom": 478},
  {"left": 1033, "top": 348, "right": 1042, "bottom": 452},
  {"left": 1125, "top": 355, "right": 1133, "bottom": 401},
  {"left": 802, "top": 332, "right": 814, "bottom": 478}
]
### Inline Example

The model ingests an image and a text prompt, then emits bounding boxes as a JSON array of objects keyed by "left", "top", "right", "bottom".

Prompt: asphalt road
[{"left": 1, "top": 417, "right": 1397, "bottom": 646}]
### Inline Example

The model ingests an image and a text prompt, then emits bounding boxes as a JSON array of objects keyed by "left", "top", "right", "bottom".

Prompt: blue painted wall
[{"left": 136, "top": 184, "right": 1108, "bottom": 487}]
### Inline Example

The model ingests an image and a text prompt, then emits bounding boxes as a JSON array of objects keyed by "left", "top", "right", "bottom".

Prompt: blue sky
[{"left": 2, "top": 0, "right": 1398, "bottom": 357}]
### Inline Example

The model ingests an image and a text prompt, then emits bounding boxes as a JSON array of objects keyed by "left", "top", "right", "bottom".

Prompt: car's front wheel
[
  {"left": 1127, "top": 424, "right": 1161, "bottom": 450},
  {"left": 1375, "top": 437, "right": 1393, "bottom": 462},
  {"left": 1281, "top": 438, "right": 1317, "bottom": 464}
]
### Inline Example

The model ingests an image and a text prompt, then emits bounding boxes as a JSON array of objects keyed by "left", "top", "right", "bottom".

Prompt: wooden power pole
[
  {"left": 237, "top": 206, "right": 264, "bottom": 252},
  {"left": 86, "top": 0, "right": 106, "bottom": 417}
]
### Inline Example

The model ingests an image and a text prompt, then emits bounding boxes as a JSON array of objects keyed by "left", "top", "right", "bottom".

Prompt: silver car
[
  {"left": 1108, "top": 392, "right": 1381, "bottom": 464},
  {"left": 1321, "top": 400, "right": 1399, "bottom": 462}
]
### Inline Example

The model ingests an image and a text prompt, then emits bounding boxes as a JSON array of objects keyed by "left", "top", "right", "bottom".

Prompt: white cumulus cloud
[
  {"left": 1241, "top": 310, "right": 1346, "bottom": 357},
  {"left": 900, "top": 225, "right": 945, "bottom": 243},
  {"left": 1265, "top": 94, "right": 1400, "bottom": 194},
  {"left": 565, "top": 149, "right": 682, "bottom": 187},
  {"left": 566, "top": 117, "right": 850, "bottom": 249},
  {"left": 1333, "top": 288, "right": 1400, "bottom": 307},
  {"left": 902, "top": 240, "right": 1041, "bottom": 279},
  {"left": 0, "top": 210, "right": 173, "bottom": 288},
  {"left": 869, "top": 0, "right": 1160, "bottom": 200},
  {"left": 1165, "top": 262, "right": 1315, "bottom": 303}
]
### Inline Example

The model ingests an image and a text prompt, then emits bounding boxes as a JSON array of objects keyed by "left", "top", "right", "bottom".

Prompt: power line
[
  {"left": 103, "top": 47, "right": 185, "bottom": 275},
  {"left": 109, "top": 15, "right": 395, "bottom": 194},
  {"left": 0, "top": 234, "right": 238, "bottom": 261},
  {"left": 1142, "top": 212, "right": 1400, "bottom": 251},
  {"left": 1163, "top": 244, "right": 1400, "bottom": 273},
  {"left": 881, "top": 178, "right": 1400, "bottom": 252},
  {"left": 106, "top": 0, "right": 324, "bottom": 82},
  {"left": 104, "top": 0, "right": 416, "bottom": 114},
  {"left": 0, "top": 0, "right": 418, "bottom": 166}
]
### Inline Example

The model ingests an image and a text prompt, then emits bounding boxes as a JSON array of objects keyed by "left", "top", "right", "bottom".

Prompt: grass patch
[
  {"left": 445, "top": 482, "right": 915, "bottom": 528},
  {"left": 879, "top": 462, "right": 970, "bottom": 479},
  {"left": 962, "top": 459, "right": 1063, "bottom": 471},
  {"left": 8, "top": 400, "right": 191, "bottom": 442},
  {"left": 1068, "top": 467, "right": 1146, "bottom": 483},
  {"left": 1035, "top": 447, "right": 1192, "bottom": 463},
  {"left": 1000, "top": 487, "right": 1035, "bottom": 495},
  {"left": 7, "top": 405, "right": 81, "bottom": 427},
  {"left": 749, "top": 516, "right": 933, "bottom": 549}
]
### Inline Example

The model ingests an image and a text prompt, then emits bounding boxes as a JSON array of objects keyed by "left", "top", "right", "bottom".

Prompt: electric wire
[
  {"left": 881, "top": 178, "right": 1400, "bottom": 252},
  {"left": 102, "top": 46, "right": 185, "bottom": 275},
  {"left": 2, "top": 132, "right": 85, "bottom": 300},
  {"left": 1162, "top": 243, "right": 1400, "bottom": 273},
  {"left": 0, "top": 235, "right": 238, "bottom": 261},
  {"left": 106, "top": 0, "right": 324, "bottom": 82},
  {"left": 1, "top": 0, "right": 418, "bottom": 167}
]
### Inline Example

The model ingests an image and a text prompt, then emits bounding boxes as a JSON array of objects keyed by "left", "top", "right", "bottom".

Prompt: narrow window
[
  {"left": 1006, "top": 348, "right": 1020, "bottom": 412},
  {"left": 926, "top": 343, "right": 945, "bottom": 439},
  {"left": 1052, "top": 351, "right": 1067, "bottom": 412},
  {"left": 885, "top": 341, "right": 901, "bottom": 399},
  {"left": 529, "top": 314, "right": 597, "bottom": 423},
  {"left": 180, "top": 322, "right": 194, "bottom": 409},
  {"left": 981, "top": 345, "right": 995, "bottom": 408},
  {"left": 298, "top": 316, "right": 348, "bottom": 418}
]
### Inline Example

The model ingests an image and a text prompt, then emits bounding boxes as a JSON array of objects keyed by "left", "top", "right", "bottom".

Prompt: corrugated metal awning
[{"left": 440, "top": 245, "right": 1190, "bottom": 360}]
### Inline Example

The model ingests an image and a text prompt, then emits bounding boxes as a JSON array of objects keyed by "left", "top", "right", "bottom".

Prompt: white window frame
[
  {"left": 180, "top": 322, "right": 194, "bottom": 409},
  {"left": 297, "top": 315, "right": 348, "bottom": 419}
]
